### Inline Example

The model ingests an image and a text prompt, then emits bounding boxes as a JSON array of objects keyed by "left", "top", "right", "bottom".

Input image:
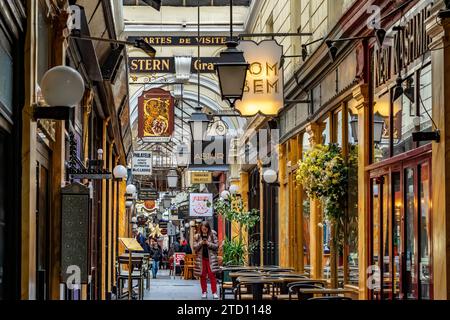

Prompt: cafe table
[
  {"left": 298, "top": 288, "right": 354, "bottom": 298},
  {"left": 236, "top": 277, "right": 285, "bottom": 300}
]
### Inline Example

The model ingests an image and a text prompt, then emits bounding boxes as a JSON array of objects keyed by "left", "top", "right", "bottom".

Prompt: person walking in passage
[
  {"left": 149, "top": 238, "right": 162, "bottom": 278},
  {"left": 193, "top": 221, "right": 219, "bottom": 299}
]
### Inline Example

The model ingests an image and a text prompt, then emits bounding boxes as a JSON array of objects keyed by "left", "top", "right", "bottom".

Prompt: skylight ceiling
[{"left": 123, "top": 0, "right": 251, "bottom": 7}]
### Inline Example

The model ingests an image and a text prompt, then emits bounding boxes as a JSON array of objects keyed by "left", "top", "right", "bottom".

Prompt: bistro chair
[
  {"left": 183, "top": 254, "right": 196, "bottom": 280},
  {"left": 308, "top": 296, "right": 353, "bottom": 301},
  {"left": 288, "top": 282, "right": 326, "bottom": 301},
  {"left": 233, "top": 279, "right": 274, "bottom": 300},
  {"left": 116, "top": 256, "right": 145, "bottom": 300}
]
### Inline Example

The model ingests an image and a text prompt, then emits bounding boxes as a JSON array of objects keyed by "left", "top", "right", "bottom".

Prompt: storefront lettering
[{"left": 375, "top": 4, "right": 432, "bottom": 87}]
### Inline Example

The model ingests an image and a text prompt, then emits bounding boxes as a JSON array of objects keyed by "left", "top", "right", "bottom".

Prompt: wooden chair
[
  {"left": 288, "top": 282, "right": 326, "bottom": 301},
  {"left": 116, "top": 256, "right": 145, "bottom": 300},
  {"left": 308, "top": 296, "right": 352, "bottom": 301},
  {"left": 183, "top": 254, "right": 196, "bottom": 280}
]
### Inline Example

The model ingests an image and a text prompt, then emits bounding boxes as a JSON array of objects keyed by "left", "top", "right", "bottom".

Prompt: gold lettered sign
[
  {"left": 236, "top": 40, "right": 284, "bottom": 116},
  {"left": 138, "top": 88, "right": 174, "bottom": 142},
  {"left": 190, "top": 171, "right": 213, "bottom": 184},
  {"left": 128, "top": 36, "right": 229, "bottom": 46}
]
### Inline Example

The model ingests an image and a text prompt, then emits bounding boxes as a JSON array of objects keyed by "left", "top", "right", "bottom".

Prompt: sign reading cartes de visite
[
  {"left": 129, "top": 57, "right": 220, "bottom": 74},
  {"left": 127, "top": 36, "right": 229, "bottom": 46},
  {"left": 236, "top": 40, "right": 284, "bottom": 116},
  {"left": 138, "top": 88, "right": 174, "bottom": 142},
  {"left": 189, "top": 193, "right": 213, "bottom": 217},
  {"left": 132, "top": 151, "right": 152, "bottom": 176}
]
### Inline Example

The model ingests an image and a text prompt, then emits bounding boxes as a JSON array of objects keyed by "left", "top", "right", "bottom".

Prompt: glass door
[{"left": 369, "top": 155, "right": 432, "bottom": 300}]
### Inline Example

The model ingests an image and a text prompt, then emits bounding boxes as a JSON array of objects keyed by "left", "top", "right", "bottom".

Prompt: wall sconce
[
  {"left": 33, "top": 66, "right": 85, "bottom": 122},
  {"left": 113, "top": 165, "right": 128, "bottom": 180}
]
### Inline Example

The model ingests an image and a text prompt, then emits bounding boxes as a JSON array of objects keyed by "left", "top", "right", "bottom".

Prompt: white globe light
[
  {"left": 189, "top": 220, "right": 195, "bottom": 227},
  {"left": 263, "top": 169, "right": 278, "bottom": 184},
  {"left": 185, "top": 223, "right": 190, "bottom": 228},
  {"left": 229, "top": 185, "right": 239, "bottom": 195},
  {"left": 41, "top": 66, "right": 85, "bottom": 107},
  {"left": 131, "top": 216, "right": 137, "bottom": 223},
  {"left": 113, "top": 165, "right": 128, "bottom": 179},
  {"left": 220, "top": 190, "right": 231, "bottom": 200},
  {"left": 125, "top": 201, "right": 133, "bottom": 208},
  {"left": 126, "top": 184, "right": 137, "bottom": 195}
]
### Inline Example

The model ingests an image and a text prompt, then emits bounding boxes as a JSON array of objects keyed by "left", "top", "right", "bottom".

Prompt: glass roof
[{"left": 123, "top": 0, "right": 251, "bottom": 6}]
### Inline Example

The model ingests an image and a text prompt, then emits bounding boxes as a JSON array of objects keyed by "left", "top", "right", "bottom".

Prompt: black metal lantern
[
  {"left": 214, "top": 41, "right": 249, "bottom": 108},
  {"left": 189, "top": 111, "right": 212, "bottom": 141},
  {"left": 373, "top": 112, "right": 385, "bottom": 144}
]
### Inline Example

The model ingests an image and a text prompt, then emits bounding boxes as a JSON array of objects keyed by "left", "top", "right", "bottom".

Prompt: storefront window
[
  {"left": 419, "top": 64, "right": 432, "bottom": 146},
  {"left": 334, "top": 110, "right": 343, "bottom": 147},
  {"left": 322, "top": 117, "right": 330, "bottom": 145},
  {"left": 419, "top": 163, "right": 431, "bottom": 299},
  {"left": 393, "top": 76, "right": 415, "bottom": 156},
  {"left": 373, "top": 92, "right": 390, "bottom": 163},
  {"left": 302, "top": 132, "right": 311, "bottom": 271},
  {"left": 347, "top": 104, "right": 359, "bottom": 285}
]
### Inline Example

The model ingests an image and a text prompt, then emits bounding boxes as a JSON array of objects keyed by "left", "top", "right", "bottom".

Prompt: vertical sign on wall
[
  {"left": 138, "top": 88, "right": 174, "bottom": 142},
  {"left": 236, "top": 40, "right": 284, "bottom": 116}
]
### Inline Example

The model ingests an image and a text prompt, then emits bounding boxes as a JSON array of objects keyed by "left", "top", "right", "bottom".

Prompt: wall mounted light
[
  {"left": 33, "top": 66, "right": 85, "bottom": 122},
  {"left": 113, "top": 165, "right": 128, "bottom": 180}
]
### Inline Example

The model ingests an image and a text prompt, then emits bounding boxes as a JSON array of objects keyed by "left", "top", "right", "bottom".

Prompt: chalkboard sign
[{"left": 61, "top": 183, "right": 90, "bottom": 284}]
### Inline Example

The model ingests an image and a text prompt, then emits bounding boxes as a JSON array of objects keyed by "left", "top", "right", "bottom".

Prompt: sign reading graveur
[
  {"left": 127, "top": 36, "right": 229, "bottom": 46},
  {"left": 132, "top": 151, "right": 152, "bottom": 176},
  {"left": 236, "top": 40, "right": 284, "bottom": 116},
  {"left": 139, "top": 188, "right": 159, "bottom": 200},
  {"left": 138, "top": 88, "right": 174, "bottom": 142}
]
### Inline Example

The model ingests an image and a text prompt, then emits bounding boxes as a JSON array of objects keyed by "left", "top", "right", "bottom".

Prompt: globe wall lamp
[
  {"left": 126, "top": 184, "right": 137, "bottom": 195},
  {"left": 220, "top": 190, "right": 231, "bottom": 200},
  {"left": 263, "top": 169, "right": 279, "bottom": 185},
  {"left": 113, "top": 165, "right": 128, "bottom": 180},
  {"left": 214, "top": 0, "right": 249, "bottom": 109},
  {"left": 229, "top": 185, "right": 239, "bottom": 196},
  {"left": 33, "top": 66, "right": 85, "bottom": 122}
]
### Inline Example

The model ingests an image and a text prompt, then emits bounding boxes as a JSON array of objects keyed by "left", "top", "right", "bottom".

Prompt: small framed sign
[{"left": 189, "top": 193, "right": 213, "bottom": 217}]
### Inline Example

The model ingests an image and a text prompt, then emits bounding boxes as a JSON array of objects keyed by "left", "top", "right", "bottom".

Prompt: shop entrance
[
  {"left": 35, "top": 138, "right": 51, "bottom": 300},
  {"left": 369, "top": 154, "right": 432, "bottom": 300}
]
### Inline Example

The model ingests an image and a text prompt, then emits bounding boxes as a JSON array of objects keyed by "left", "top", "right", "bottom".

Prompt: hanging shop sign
[
  {"left": 128, "top": 36, "right": 229, "bottom": 46},
  {"left": 236, "top": 40, "right": 284, "bottom": 116},
  {"left": 177, "top": 204, "right": 189, "bottom": 219},
  {"left": 189, "top": 193, "right": 213, "bottom": 217},
  {"left": 138, "top": 88, "right": 174, "bottom": 142},
  {"left": 139, "top": 188, "right": 159, "bottom": 200},
  {"left": 190, "top": 171, "right": 213, "bottom": 184},
  {"left": 190, "top": 137, "right": 230, "bottom": 167},
  {"left": 132, "top": 151, "right": 152, "bottom": 176},
  {"left": 129, "top": 57, "right": 220, "bottom": 74},
  {"left": 61, "top": 183, "right": 90, "bottom": 284}
]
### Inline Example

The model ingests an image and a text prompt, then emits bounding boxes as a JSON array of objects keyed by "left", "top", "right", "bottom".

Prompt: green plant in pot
[{"left": 214, "top": 194, "right": 259, "bottom": 266}]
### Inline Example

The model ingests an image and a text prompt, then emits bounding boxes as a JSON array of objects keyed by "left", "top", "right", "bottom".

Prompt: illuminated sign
[
  {"left": 138, "top": 88, "right": 174, "bottom": 142},
  {"left": 236, "top": 40, "right": 284, "bottom": 116}
]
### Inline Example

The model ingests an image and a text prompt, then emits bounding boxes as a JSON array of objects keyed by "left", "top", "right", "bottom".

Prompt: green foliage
[
  {"left": 214, "top": 195, "right": 260, "bottom": 230},
  {"left": 296, "top": 143, "right": 349, "bottom": 224},
  {"left": 222, "top": 238, "right": 246, "bottom": 266}
]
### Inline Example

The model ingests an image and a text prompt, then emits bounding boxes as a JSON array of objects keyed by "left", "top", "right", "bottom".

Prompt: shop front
[{"left": 367, "top": 1, "right": 434, "bottom": 300}]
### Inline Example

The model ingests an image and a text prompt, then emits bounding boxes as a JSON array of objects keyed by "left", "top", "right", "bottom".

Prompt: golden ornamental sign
[
  {"left": 190, "top": 171, "right": 213, "bottom": 184},
  {"left": 236, "top": 40, "right": 284, "bottom": 116},
  {"left": 138, "top": 88, "right": 174, "bottom": 142}
]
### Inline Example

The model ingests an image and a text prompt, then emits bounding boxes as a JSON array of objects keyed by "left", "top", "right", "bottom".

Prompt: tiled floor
[{"left": 143, "top": 269, "right": 219, "bottom": 300}]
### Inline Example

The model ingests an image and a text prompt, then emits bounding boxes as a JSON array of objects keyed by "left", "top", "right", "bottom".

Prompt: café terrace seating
[{"left": 220, "top": 265, "right": 353, "bottom": 301}]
